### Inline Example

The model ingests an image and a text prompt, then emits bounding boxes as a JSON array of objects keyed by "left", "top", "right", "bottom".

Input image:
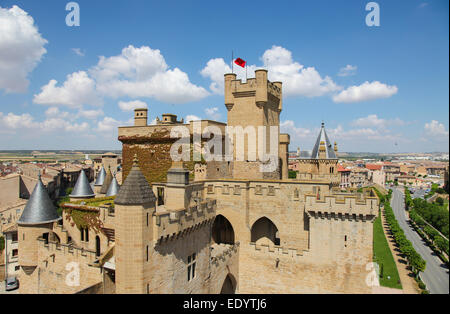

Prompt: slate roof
[
  {"left": 106, "top": 175, "right": 120, "bottom": 197},
  {"left": 115, "top": 156, "right": 156, "bottom": 205},
  {"left": 100, "top": 167, "right": 113, "bottom": 194},
  {"left": 94, "top": 166, "right": 106, "bottom": 186},
  {"left": 70, "top": 169, "right": 95, "bottom": 198},
  {"left": 18, "top": 174, "right": 61, "bottom": 225},
  {"left": 311, "top": 122, "right": 337, "bottom": 159}
]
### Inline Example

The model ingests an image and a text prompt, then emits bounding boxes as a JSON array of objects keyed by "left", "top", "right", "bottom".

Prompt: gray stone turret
[
  {"left": 70, "top": 169, "right": 95, "bottom": 199},
  {"left": 106, "top": 174, "right": 121, "bottom": 197},
  {"left": 18, "top": 174, "right": 61, "bottom": 225},
  {"left": 115, "top": 155, "right": 156, "bottom": 205}
]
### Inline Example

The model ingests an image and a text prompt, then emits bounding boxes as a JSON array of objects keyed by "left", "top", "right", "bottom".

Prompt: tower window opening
[{"left": 187, "top": 253, "right": 196, "bottom": 281}]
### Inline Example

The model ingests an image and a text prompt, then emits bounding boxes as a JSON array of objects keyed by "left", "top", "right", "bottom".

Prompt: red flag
[{"left": 234, "top": 58, "right": 246, "bottom": 68}]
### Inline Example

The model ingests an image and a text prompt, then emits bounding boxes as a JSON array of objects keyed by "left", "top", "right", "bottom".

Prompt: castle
[{"left": 16, "top": 69, "right": 378, "bottom": 294}]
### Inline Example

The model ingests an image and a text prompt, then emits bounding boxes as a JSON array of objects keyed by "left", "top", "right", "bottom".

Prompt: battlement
[
  {"left": 37, "top": 238, "right": 97, "bottom": 262},
  {"left": 248, "top": 242, "right": 307, "bottom": 261},
  {"left": 224, "top": 70, "right": 282, "bottom": 110},
  {"left": 210, "top": 242, "right": 240, "bottom": 267},
  {"left": 154, "top": 199, "right": 217, "bottom": 242},
  {"left": 304, "top": 193, "right": 378, "bottom": 218},
  {"left": 295, "top": 172, "right": 340, "bottom": 184}
]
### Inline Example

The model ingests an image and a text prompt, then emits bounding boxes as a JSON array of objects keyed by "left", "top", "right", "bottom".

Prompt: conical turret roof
[
  {"left": 311, "top": 122, "right": 337, "bottom": 159},
  {"left": 18, "top": 174, "right": 61, "bottom": 225},
  {"left": 100, "top": 166, "right": 113, "bottom": 194},
  {"left": 106, "top": 174, "right": 120, "bottom": 197},
  {"left": 70, "top": 169, "right": 95, "bottom": 198},
  {"left": 94, "top": 166, "right": 106, "bottom": 186},
  {"left": 115, "top": 155, "right": 156, "bottom": 205}
]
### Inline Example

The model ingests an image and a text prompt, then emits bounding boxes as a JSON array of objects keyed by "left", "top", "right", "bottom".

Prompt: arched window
[
  {"left": 251, "top": 217, "right": 280, "bottom": 246},
  {"left": 212, "top": 215, "right": 235, "bottom": 245},
  {"left": 220, "top": 274, "right": 236, "bottom": 294}
]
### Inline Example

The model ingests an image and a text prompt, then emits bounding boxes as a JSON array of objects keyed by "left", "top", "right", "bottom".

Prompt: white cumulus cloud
[
  {"left": 118, "top": 100, "right": 147, "bottom": 112},
  {"left": 33, "top": 71, "right": 103, "bottom": 108},
  {"left": 201, "top": 46, "right": 340, "bottom": 97},
  {"left": 34, "top": 45, "right": 209, "bottom": 106},
  {"left": 91, "top": 45, "right": 209, "bottom": 103},
  {"left": 0, "top": 111, "right": 90, "bottom": 134},
  {"left": 332, "top": 81, "right": 398, "bottom": 103},
  {"left": 0, "top": 5, "right": 47, "bottom": 93},
  {"left": 352, "top": 114, "right": 405, "bottom": 129},
  {"left": 424, "top": 120, "right": 449, "bottom": 137}
]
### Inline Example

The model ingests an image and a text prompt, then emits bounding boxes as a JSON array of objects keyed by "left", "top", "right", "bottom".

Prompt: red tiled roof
[
  {"left": 365, "top": 164, "right": 382, "bottom": 171},
  {"left": 337, "top": 165, "right": 350, "bottom": 172}
]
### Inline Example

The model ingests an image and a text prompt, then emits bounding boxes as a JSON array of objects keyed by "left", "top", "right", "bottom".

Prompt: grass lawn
[{"left": 373, "top": 212, "right": 402, "bottom": 289}]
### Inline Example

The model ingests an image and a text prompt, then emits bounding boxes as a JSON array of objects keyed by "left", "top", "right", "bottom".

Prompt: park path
[{"left": 380, "top": 206, "right": 420, "bottom": 294}]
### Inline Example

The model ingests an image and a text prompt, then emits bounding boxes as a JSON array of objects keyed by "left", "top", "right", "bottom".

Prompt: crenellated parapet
[
  {"left": 224, "top": 70, "right": 282, "bottom": 111},
  {"left": 304, "top": 193, "right": 378, "bottom": 219},
  {"left": 249, "top": 242, "right": 307, "bottom": 261},
  {"left": 211, "top": 242, "right": 240, "bottom": 267},
  {"left": 154, "top": 199, "right": 217, "bottom": 242},
  {"left": 37, "top": 238, "right": 97, "bottom": 262}
]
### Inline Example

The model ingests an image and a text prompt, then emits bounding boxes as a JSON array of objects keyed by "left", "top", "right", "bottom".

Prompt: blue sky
[{"left": 0, "top": 0, "right": 448, "bottom": 152}]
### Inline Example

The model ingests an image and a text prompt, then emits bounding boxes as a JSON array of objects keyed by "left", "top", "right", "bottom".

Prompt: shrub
[
  {"left": 288, "top": 170, "right": 297, "bottom": 179},
  {"left": 65, "top": 187, "right": 73, "bottom": 196}
]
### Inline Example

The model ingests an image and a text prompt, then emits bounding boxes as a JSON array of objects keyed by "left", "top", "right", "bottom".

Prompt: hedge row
[{"left": 382, "top": 190, "right": 427, "bottom": 277}]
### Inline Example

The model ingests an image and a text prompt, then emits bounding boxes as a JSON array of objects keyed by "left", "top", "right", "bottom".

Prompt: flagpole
[{"left": 232, "top": 51, "right": 234, "bottom": 74}]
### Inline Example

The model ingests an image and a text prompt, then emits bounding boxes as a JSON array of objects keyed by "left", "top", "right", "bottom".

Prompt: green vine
[{"left": 65, "top": 208, "right": 104, "bottom": 233}]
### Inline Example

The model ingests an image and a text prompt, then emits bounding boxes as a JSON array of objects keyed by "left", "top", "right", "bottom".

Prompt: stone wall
[{"left": 33, "top": 240, "right": 103, "bottom": 294}]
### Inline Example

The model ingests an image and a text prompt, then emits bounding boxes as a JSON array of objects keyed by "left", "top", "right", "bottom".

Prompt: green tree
[
  {"left": 436, "top": 197, "right": 444, "bottom": 206},
  {"left": 434, "top": 236, "right": 449, "bottom": 255},
  {"left": 410, "top": 252, "right": 426, "bottom": 276}
]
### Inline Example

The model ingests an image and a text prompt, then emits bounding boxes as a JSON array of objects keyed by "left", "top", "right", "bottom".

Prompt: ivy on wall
[
  {"left": 120, "top": 130, "right": 206, "bottom": 184},
  {"left": 64, "top": 208, "right": 104, "bottom": 233}
]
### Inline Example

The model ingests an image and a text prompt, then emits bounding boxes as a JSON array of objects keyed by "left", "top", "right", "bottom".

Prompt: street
[{"left": 390, "top": 187, "right": 449, "bottom": 294}]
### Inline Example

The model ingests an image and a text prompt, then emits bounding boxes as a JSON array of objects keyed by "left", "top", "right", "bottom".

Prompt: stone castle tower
[
  {"left": 115, "top": 155, "right": 156, "bottom": 294},
  {"left": 296, "top": 122, "right": 340, "bottom": 185},
  {"left": 224, "top": 69, "right": 289, "bottom": 180},
  {"left": 17, "top": 174, "right": 61, "bottom": 293}
]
